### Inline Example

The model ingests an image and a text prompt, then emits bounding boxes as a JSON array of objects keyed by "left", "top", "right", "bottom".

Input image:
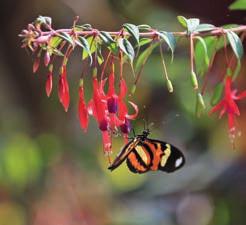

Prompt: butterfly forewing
[{"left": 108, "top": 138, "right": 141, "bottom": 171}]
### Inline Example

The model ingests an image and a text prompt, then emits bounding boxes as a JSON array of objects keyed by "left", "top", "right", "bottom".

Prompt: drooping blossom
[
  {"left": 106, "top": 64, "right": 118, "bottom": 131},
  {"left": 118, "top": 78, "right": 138, "bottom": 143},
  {"left": 58, "top": 66, "right": 70, "bottom": 112},
  {"left": 78, "top": 81, "right": 89, "bottom": 132},
  {"left": 33, "top": 56, "right": 40, "bottom": 73},
  {"left": 89, "top": 76, "right": 112, "bottom": 154},
  {"left": 209, "top": 76, "right": 246, "bottom": 144},
  {"left": 45, "top": 71, "right": 53, "bottom": 97}
]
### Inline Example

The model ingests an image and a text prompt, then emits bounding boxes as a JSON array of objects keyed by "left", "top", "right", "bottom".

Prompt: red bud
[{"left": 45, "top": 72, "right": 53, "bottom": 97}]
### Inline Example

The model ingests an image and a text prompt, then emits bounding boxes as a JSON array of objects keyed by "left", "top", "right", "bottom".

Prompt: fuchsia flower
[
  {"left": 118, "top": 78, "right": 139, "bottom": 143},
  {"left": 45, "top": 71, "right": 53, "bottom": 97},
  {"left": 33, "top": 56, "right": 40, "bottom": 73},
  {"left": 209, "top": 76, "right": 246, "bottom": 143},
  {"left": 78, "top": 83, "right": 89, "bottom": 132},
  {"left": 58, "top": 66, "right": 70, "bottom": 112},
  {"left": 106, "top": 68, "right": 119, "bottom": 131}
]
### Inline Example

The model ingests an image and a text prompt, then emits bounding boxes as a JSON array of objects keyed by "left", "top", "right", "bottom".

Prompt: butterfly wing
[
  {"left": 144, "top": 138, "right": 185, "bottom": 173},
  {"left": 126, "top": 143, "right": 153, "bottom": 174},
  {"left": 108, "top": 138, "right": 140, "bottom": 171}
]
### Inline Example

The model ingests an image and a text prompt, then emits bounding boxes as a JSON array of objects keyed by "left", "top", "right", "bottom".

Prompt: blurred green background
[{"left": 0, "top": 0, "right": 246, "bottom": 224}]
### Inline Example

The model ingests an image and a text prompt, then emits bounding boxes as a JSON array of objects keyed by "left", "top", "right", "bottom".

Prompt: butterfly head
[{"left": 137, "top": 129, "right": 150, "bottom": 140}]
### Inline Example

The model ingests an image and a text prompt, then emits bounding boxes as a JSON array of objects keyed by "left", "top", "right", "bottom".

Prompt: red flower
[
  {"left": 58, "top": 66, "right": 70, "bottom": 112},
  {"left": 209, "top": 76, "right": 246, "bottom": 143},
  {"left": 78, "top": 84, "right": 89, "bottom": 132},
  {"left": 118, "top": 78, "right": 138, "bottom": 142},
  {"left": 45, "top": 71, "right": 53, "bottom": 97},
  {"left": 33, "top": 56, "right": 40, "bottom": 73}
]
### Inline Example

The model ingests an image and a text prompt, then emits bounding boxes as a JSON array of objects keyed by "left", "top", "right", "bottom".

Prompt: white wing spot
[{"left": 175, "top": 157, "right": 183, "bottom": 168}]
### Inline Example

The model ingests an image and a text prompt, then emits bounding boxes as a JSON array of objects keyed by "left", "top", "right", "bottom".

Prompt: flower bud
[
  {"left": 33, "top": 56, "right": 40, "bottom": 73},
  {"left": 99, "top": 119, "right": 109, "bottom": 131},
  {"left": 166, "top": 79, "right": 173, "bottom": 93},
  {"left": 120, "top": 119, "right": 131, "bottom": 134},
  {"left": 191, "top": 71, "right": 198, "bottom": 89},
  {"left": 44, "top": 51, "right": 51, "bottom": 67},
  {"left": 107, "top": 96, "right": 118, "bottom": 113}
]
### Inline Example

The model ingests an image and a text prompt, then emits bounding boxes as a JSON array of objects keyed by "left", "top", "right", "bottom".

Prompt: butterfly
[{"left": 108, "top": 129, "right": 185, "bottom": 173}]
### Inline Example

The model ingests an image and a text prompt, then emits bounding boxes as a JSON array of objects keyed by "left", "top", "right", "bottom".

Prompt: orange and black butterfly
[{"left": 108, "top": 129, "right": 185, "bottom": 173}]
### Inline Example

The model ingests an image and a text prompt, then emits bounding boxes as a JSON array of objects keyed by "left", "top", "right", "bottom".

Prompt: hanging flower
[
  {"left": 106, "top": 64, "right": 119, "bottom": 131},
  {"left": 118, "top": 78, "right": 139, "bottom": 143},
  {"left": 209, "top": 76, "right": 246, "bottom": 144},
  {"left": 45, "top": 71, "right": 53, "bottom": 97},
  {"left": 78, "top": 81, "right": 89, "bottom": 132},
  {"left": 58, "top": 66, "right": 70, "bottom": 112}
]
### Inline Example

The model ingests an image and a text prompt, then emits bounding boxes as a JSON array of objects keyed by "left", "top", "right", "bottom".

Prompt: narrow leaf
[
  {"left": 194, "top": 36, "right": 209, "bottom": 76},
  {"left": 226, "top": 31, "right": 244, "bottom": 59},
  {"left": 177, "top": 16, "right": 188, "bottom": 28},
  {"left": 49, "top": 36, "right": 62, "bottom": 48},
  {"left": 186, "top": 18, "right": 200, "bottom": 33},
  {"left": 135, "top": 43, "right": 157, "bottom": 72},
  {"left": 77, "top": 36, "right": 92, "bottom": 64},
  {"left": 157, "top": 31, "right": 176, "bottom": 61},
  {"left": 118, "top": 38, "right": 135, "bottom": 63},
  {"left": 138, "top": 24, "right": 151, "bottom": 30},
  {"left": 195, "top": 24, "right": 215, "bottom": 32},
  {"left": 229, "top": 0, "right": 246, "bottom": 10},
  {"left": 123, "top": 23, "right": 140, "bottom": 44},
  {"left": 138, "top": 38, "right": 152, "bottom": 47},
  {"left": 58, "top": 32, "right": 74, "bottom": 46},
  {"left": 211, "top": 83, "right": 224, "bottom": 106},
  {"left": 99, "top": 31, "right": 118, "bottom": 54}
]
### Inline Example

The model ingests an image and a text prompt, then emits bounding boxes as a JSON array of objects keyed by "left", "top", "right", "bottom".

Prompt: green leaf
[
  {"left": 99, "top": 31, "right": 118, "bottom": 54},
  {"left": 52, "top": 48, "right": 64, "bottom": 56},
  {"left": 58, "top": 32, "right": 74, "bottom": 46},
  {"left": 138, "top": 38, "right": 152, "bottom": 47},
  {"left": 77, "top": 36, "right": 92, "bottom": 64},
  {"left": 194, "top": 36, "right": 209, "bottom": 76},
  {"left": 99, "top": 31, "right": 114, "bottom": 45},
  {"left": 195, "top": 24, "right": 215, "bottom": 32},
  {"left": 81, "top": 36, "right": 97, "bottom": 64},
  {"left": 138, "top": 24, "right": 151, "bottom": 30},
  {"left": 123, "top": 23, "right": 140, "bottom": 44},
  {"left": 211, "top": 83, "right": 224, "bottom": 106},
  {"left": 177, "top": 16, "right": 188, "bottom": 28},
  {"left": 233, "top": 61, "right": 241, "bottom": 79},
  {"left": 227, "top": 31, "right": 244, "bottom": 59},
  {"left": 229, "top": 0, "right": 246, "bottom": 10},
  {"left": 49, "top": 36, "right": 62, "bottom": 49},
  {"left": 118, "top": 38, "right": 135, "bottom": 63},
  {"left": 186, "top": 18, "right": 200, "bottom": 33},
  {"left": 157, "top": 31, "right": 176, "bottom": 61},
  {"left": 97, "top": 46, "right": 104, "bottom": 65},
  {"left": 177, "top": 16, "right": 200, "bottom": 33},
  {"left": 135, "top": 43, "right": 157, "bottom": 72}
]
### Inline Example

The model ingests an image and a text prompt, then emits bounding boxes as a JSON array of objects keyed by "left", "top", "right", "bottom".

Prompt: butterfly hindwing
[
  {"left": 145, "top": 139, "right": 185, "bottom": 173},
  {"left": 126, "top": 148, "right": 150, "bottom": 174}
]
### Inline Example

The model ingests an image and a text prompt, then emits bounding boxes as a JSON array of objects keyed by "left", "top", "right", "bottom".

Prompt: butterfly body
[{"left": 108, "top": 129, "right": 185, "bottom": 174}]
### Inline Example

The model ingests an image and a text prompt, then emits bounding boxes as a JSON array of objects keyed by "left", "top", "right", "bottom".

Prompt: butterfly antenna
[{"left": 132, "top": 128, "right": 136, "bottom": 137}]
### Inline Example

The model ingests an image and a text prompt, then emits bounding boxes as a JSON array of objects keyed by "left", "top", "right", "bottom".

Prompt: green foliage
[
  {"left": 229, "top": 0, "right": 246, "bottom": 10},
  {"left": 123, "top": 23, "right": 140, "bottom": 44},
  {"left": 118, "top": 38, "right": 135, "bottom": 63},
  {"left": 226, "top": 31, "right": 244, "bottom": 59},
  {"left": 156, "top": 31, "right": 176, "bottom": 61}
]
